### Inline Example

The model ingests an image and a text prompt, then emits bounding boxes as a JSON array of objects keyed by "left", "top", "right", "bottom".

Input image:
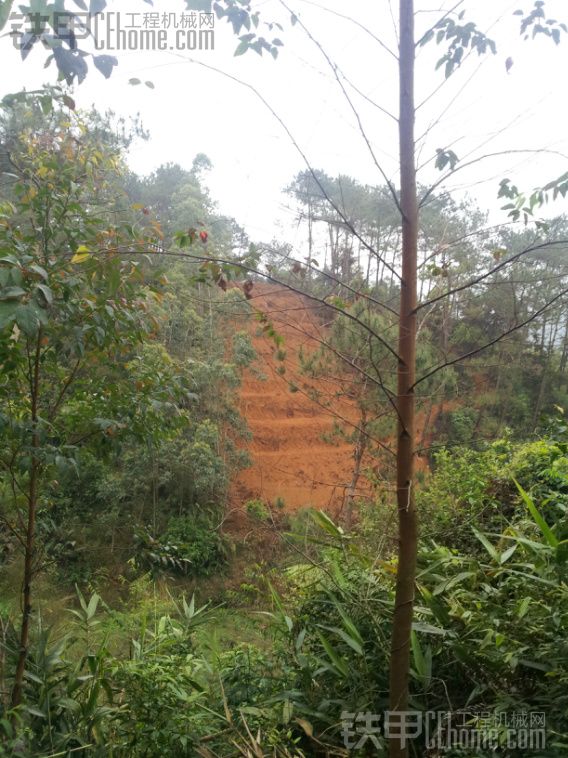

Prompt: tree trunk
[
  {"left": 345, "top": 407, "right": 367, "bottom": 531},
  {"left": 532, "top": 319, "right": 558, "bottom": 430},
  {"left": 559, "top": 312, "right": 568, "bottom": 374},
  {"left": 419, "top": 396, "right": 434, "bottom": 452},
  {"left": 11, "top": 333, "right": 42, "bottom": 711},
  {"left": 389, "top": 1, "right": 419, "bottom": 756}
]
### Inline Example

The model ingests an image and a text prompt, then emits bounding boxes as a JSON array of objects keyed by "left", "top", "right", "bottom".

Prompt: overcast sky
[{"left": 1, "top": 0, "right": 568, "bottom": 248}]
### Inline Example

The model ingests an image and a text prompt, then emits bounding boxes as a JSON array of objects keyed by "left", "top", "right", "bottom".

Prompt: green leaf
[
  {"left": 234, "top": 40, "right": 250, "bottom": 56},
  {"left": 0, "top": 1, "right": 15, "bottom": 32},
  {"left": 517, "top": 597, "right": 531, "bottom": 619},
  {"left": 39, "top": 94, "right": 53, "bottom": 115},
  {"left": 317, "top": 624, "right": 363, "bottom": 655},
  {"left": 86, "top": 592, "right": 100, "bottom": 619},
  {"left": 472, "top": 527, "right": 499, "bottom": 561},
  {"left": 62, "top": 94, "right": 76, "bottom": 110},
  {"left": 0, "top": 301, "right": 17, "bottom": 329},
  {"left": 514, "top": 479, "right": 558, "bottom": 548},
  {"left": 24, "top": 671, "right": 43, "bottom": 685},
  {"left": 29, "top": 264, "right": 48, "bottom": 281},
  {"left": 433, "top": 571, "right": 476, "bottom": 595},
  {"left": 36, "top": 284, "right": 53, "bottom": 307},
  {"left": 26, "top": 706, "right": 47, "bottom": 719},
  {"left": 420, "top": 29, "right": 435, "bottom": 46},
  {"left": 499, "top": 543, "right": 518, "bottom": 564},
  {"left": 15, "top": 304, "right": 40, "bottom": 336},
  {"left": 0, "top": 255, "right": 19, "bottom": 266},
  {"left": 411, "top": 630, "right": 427, "bottom": 681},
  {"left": 0, "top": 286, "right": 25, "bottom": 301},
  {"left": 317, "top": 632, "right": 348, "bottom": 676},
  {"left": 310, "top": 510, "right": 345, "bottom": 539},
  {"left": 412, "top": 621, "right": 447, "bottom": 636},
  {"left": 93, "top": 54, "right": 118, "bottom": 79}
]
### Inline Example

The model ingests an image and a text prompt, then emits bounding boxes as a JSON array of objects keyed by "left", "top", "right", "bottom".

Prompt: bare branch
[
  {"left": 299, "top": 0, "right": 399, "bottom": 61},
  {"left": 256, "top": 240, "right": 399, "bottom": 317},
  {"left": 420, "top": 149, "right": 568, "bottom": 208},
  {"left": 339, "top": 70, "right": 398, "bottom": 123},
  {"left": 416, "top": 238, "right": 568, "bottom": 312},
  {"left": 169, "top": 52, "right": 403, "bottom": 283},
  {"left": 414, "top": 285, "right": 568, "bottom": 388},
  {"left": 279, "top": 0, "right": 403, "bottom": 220},
  {"left": 88, "top": 245, "right": 404, "bottom": 363}
]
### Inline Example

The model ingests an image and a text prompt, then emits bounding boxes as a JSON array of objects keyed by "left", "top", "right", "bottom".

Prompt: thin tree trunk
[
  {"left": 345, "top": 407, "right": 367, "bottom": 531},
  {"left": 532, "top": 318, "right": 558, "bottom": 429},
  {"left": 389, "top": 1, "right": 419, "bottom": 756},
  {"left": 308, "top": 199, "right": 313, "bottom": 259},
  {"left": 0, "top": 616, "right": 8, "bottom": 711},
  {"left": 419, "top": 396, "right": 434, "bottom": 452},
  {"left": 559, "top": 312, "right": 568, "bottom": 374},
  {"left": 532, "top": 361, "right": 550, "bottom": 430},
  {"left": 11, "top": 333, "right": 42, "bottom": 710}
]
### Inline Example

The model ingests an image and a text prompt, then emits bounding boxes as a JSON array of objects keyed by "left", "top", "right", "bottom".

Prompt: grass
[{"left": 1, "top": 555, "right": 272, "bottom": 666}]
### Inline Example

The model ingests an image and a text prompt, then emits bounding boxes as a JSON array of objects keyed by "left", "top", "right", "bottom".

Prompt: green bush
[
  {"left": 418, "top": 431, "right": 568, "bottom": 553},
  {"left": 509, "top": 438, "right": 568, "bottom": 516},
  {"left": 111, "top": 653, "right": 209, "bottom": 755},
  {"left": 417, "top": 441, "right": 511, "bottom": 551},
  {"left": 218, "top": 644, "right": 279, "bottom": 707},
  {"left": 435, "top": 406, "right": 478, "bottom": 445},
  {"left": 413, "top": 493, "right": 568, "bottom": 755},
  {"left": 246, "top": 498, "right": 269, "bottom": 521},
  {"left": 0, "top": 592, "right": 116, "bottom": 757},
  {"left": 7, "top": 430, "right": 568, "bottom": 757},
  {"left": 260, "top": 495, "right": 568, "bottom": 755},
  {"left": 165, "top": 514, "right": 226, "bottom": 574},
  {"left": 134, "top": 515, "right": 226, "bottom": 577}
]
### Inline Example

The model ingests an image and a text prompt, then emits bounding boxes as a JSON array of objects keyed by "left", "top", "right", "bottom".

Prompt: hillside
[{"left": 230, "top": 284, "right": 373, "bottom": 515}]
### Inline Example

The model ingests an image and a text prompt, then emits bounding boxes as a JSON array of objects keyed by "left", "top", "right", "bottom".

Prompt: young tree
[{"left": 0, "top": 95, "right": 187, "bottom": 707}]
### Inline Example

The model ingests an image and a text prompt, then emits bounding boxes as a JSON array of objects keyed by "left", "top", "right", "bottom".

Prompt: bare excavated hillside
[{"left": 230, "top": 284, "right": 373, "bottom": 515}]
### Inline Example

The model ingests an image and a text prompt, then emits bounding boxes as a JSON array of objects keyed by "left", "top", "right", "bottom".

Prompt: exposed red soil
[
  {"left": 228, "top": 284, "right": 452, "bottom": 521},
  {"left": 230, "top": 284, "right": 373, "bottom": 516}
]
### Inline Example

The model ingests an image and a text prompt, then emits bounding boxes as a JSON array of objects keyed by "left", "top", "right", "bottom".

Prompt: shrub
[
  {"left": 264, "top": 499, "right": 568, "bottom": 755},
  {"left": 246, "top": 498, "right": 269, "bottom": 521},
  {"left": 435, "top": 406, "right": 478, "bottom": 445},
  {"left": 418, "top": 431, "right": 568, "bottom": 553},
  {"left": 509, "top": 438, "right": 568, "bottom": 519},
  {"left": 133, "top": 515, "right": 226, "bottom": 577},
  {"left": 417, "top": 441, "right": 512, "bottom": 551},
  {"left": 111, "top": 653, "right": 209, "bottom": 755}
]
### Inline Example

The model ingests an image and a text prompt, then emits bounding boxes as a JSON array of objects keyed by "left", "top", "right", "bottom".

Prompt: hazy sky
[{"left": 1, "top": 0, "right": 568, "bottom": 248}]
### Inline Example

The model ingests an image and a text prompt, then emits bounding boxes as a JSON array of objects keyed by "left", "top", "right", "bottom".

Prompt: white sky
[{"left": 1, "top": 0, "right": 568, "bottom": 247}]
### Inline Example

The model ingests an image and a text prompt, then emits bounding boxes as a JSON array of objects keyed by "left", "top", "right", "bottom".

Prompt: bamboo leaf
[{"left": 514, "top": 479, "right": 558, "bottom": 547}]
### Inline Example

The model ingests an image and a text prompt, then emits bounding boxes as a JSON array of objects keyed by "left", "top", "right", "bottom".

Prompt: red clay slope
[{"left": 230, "top": 284, "right": 373, "bottom": 515}]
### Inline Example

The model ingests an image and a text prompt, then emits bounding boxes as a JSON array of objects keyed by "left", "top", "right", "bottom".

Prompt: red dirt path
[{"left": 230, "top": 284, "right": 373, "bottom": 515}]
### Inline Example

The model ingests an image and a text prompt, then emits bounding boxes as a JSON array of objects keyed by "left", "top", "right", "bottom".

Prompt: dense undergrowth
[{"left": 1, "top": 427, "right": 568, "bottom": 756}]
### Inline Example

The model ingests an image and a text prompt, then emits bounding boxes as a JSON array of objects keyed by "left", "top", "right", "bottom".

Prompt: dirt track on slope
[{"left": 230, "top": 284, "right": 374, "bottom": 516}]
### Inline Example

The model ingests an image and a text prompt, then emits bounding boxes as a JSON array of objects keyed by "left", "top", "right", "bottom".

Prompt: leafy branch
[{"left": 419, "top": 10, "right": 497, "bottom": 78}]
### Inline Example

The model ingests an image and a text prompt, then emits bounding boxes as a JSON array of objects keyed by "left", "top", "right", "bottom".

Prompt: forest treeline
[{"left": 0, "top": 92, "right": 567, "bottom": 756}]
